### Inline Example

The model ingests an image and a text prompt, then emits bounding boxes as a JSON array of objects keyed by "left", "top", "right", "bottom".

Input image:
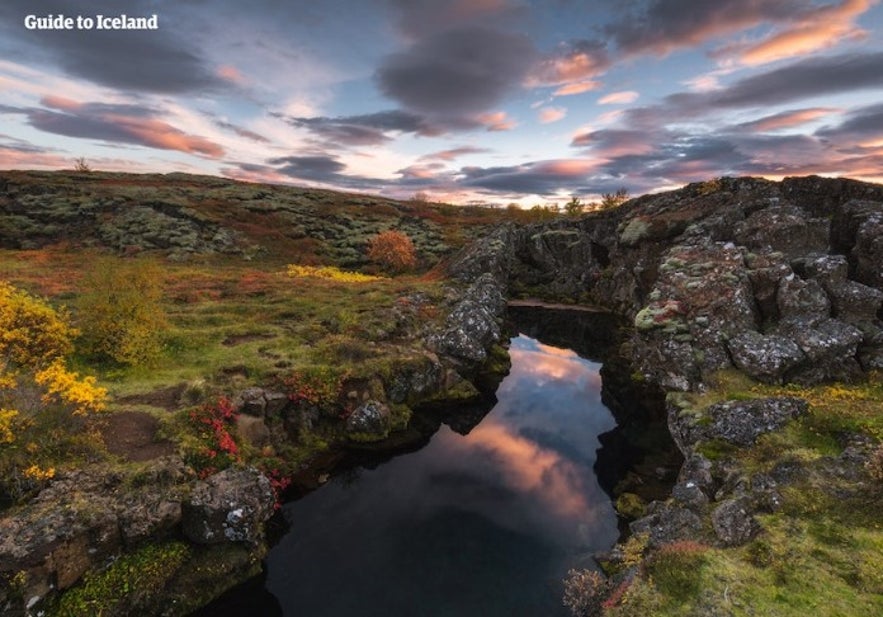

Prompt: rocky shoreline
[{"left": 442, "top": 175, "right": 883, "bottom": 612}]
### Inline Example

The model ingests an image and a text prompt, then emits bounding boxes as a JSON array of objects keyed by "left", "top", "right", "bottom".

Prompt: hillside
[{"left": 0, "top": 170, "right": 523, "bottom": 266}]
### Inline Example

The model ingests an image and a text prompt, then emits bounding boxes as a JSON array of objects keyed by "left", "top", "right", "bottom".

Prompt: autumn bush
[
  {"left": 367, "top": 230, "right": 417, "bottom": 273},
  {"left": 563, "top": 568, "right": 608, "bottom": 617},
  {"left": 0, "top": 280, "right": 106, "bottom": 497},
  {"left": 76, "top": 258, "right": 168, "bottom": 366}
]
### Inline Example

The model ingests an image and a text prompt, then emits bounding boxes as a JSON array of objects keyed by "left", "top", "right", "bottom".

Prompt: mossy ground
[
  {"left": 0, "top": 244, "right": 452, "bottom": 493},
  {"left": 603, "top": 370, "right": 883, "bottom": 616}
]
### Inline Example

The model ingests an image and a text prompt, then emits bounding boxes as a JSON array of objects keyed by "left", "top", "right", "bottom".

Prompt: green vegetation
[
  {"left": 49, "top": 541, "right": 190, "bottom": 616},
  {"left": 578, "top": 371, "right": 883, "bottom": 617},
  {"left": 0, "top": 173, "right": 461, "bottom": 505},
  {"left": 77, "top": 258, "right": 168, "bottom": 367}
]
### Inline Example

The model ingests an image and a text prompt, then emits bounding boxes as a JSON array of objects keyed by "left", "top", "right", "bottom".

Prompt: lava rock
[
  {"left": 727, "top": 330, "right": 805, "bottom": 383},
  {"left": 703, "top": 397, "right": 808, "bottom": 446},
  {"left": 182, "top": 468, "right": 275, "bottom": 545},
  {"left": 712, "top": 497, "right": 761, "bottom": 546},
  {"left": 345, "top": 400, "right": 391, "bottom": 438}
]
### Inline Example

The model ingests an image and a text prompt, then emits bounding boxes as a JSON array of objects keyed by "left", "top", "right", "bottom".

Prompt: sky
[{"left": 2, "top": 0, "right": 882, "bottom": 206}]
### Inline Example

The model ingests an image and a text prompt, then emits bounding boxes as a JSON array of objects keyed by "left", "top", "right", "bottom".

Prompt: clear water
[{"left": 262, "top": 335, "right": 619, "bottom": 616}]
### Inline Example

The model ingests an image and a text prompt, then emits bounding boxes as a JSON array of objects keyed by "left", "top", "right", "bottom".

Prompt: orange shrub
[{"left": 367, "top": 230, "right": 417, "bottom": 273}]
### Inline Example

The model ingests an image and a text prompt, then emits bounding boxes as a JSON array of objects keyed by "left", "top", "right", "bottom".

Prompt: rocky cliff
[{"left": 444, "top": 175, "right": 883, "bottom": 610}]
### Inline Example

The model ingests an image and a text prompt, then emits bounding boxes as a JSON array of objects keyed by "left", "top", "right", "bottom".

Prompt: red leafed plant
[{"left": 187, "top": 396, "right": 242, "bottom": 478}]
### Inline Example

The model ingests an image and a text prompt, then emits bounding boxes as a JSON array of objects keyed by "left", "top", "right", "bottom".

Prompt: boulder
[
  {"left": 822, "top": 279, "right": 883, "bottom": 323},
  {"left": 431, "top": 273, "right": 507, "bottom": 364},
  {"left": 734, "top": 205, "right": 829, "bottom": 259},
  {"left": 777, "top": 276, "right": 830, "bottom": 326},
  {"left": 727, "top": 330, "right": 805, "bottom": 383},
  {"left": 781, "top": 318, "right": 864, "bottom": 383},
  {"left": 712, "top": 497, "right": 761, "bottom": 546},
  {"left": 629, "top": 502, "right": 705, "bottom": 548},
  {"left": 695, "top": 397, "right": 808, "bottom": 447},
  {"left": 182, "top": 468, "right": 275, "bottom": 545},
  {"left": 233, "top": 387, "right": 290, "bottom": 418},
  {"left": 345, "top": 400, "right": 391, "bottom": 439}
]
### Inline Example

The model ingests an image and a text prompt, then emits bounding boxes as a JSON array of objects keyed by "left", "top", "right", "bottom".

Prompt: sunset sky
[{"left": 2, "top": 0, "right": 882, "bottom": 205}]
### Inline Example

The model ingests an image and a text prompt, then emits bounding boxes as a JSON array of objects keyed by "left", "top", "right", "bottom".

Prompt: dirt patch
[
  {"left": 116, "top": 383, "right": 187, "bottom": 411},
  {"left": 98, "top": 411, "right": 176, "bottom": 462}
]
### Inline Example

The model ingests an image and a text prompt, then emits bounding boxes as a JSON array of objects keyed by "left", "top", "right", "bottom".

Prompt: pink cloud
[
  {"left": 32, "top": 96, "right": 225, "bottom": 158},
  {"left": 217, "top": 65, "right": 247, "bottom": 85},
  {"left": 529, "top": 51, "right": 608, "bottom": 86},
  {"left": 0, "top": 148, "right": 71, "bottom": 169},
  {"left": 419, "top": 146, "right": 490, "bottom": 161},
  {"left": 722, "top": 0, "right": 875, "bottom": 66},
  {"left": 114, "top": 116, "right": 226, "bottom": 157},
  {"left": 39, "top": 95, "right": 82, "bottom": 111},
  {"left": 532, "top": 159, "right": 598, "bottom": 175},
  {"left": 538, "top": 106, "right": 566, "bottom": 123},
  {"left": 553, "top": 80, "right": 601, "bottom": 96},
  {"left": 477, "top": 111, "right": 517, "bottom": 131},
  {"left": 744, "top": 107, "right": 840, "bottom": 131},
  {"left": 597, "top": 91, "right": 639, "bottom": 105}
]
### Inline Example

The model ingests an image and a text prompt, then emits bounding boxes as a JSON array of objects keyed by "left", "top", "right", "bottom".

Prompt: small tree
[
  {"left": 564, "top": 196, "right": 584, "bottom": 216},
  {"left": 77, "top": 258, "right": 168, "bottom": 366},
  {"left": 601, "top": 187, "right": 630, "bottom": 209},
  {"left": 367, "top": 230, "right": 417, "bottom": 273},
  {"left": 74, "top": 157, "right": 92, "bottom": 173}
]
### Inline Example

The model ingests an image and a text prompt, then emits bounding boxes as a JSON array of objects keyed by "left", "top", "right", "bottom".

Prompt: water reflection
[{"left": 264, "top": 335, "right": 619, "bottom": 616}]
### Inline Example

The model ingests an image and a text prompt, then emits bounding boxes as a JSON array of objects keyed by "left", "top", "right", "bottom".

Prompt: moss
[
  {"left": 615, "top": 492, "right": 646, "bottom": 519},
  {"left": 50, "top": 541, "right": 191, "bottom": 616},
  {"left": 619, "top": 217, "right": 651, "bottom": 246},
  {"left": 347, "top": 429, "right": 390, "bottom": 443}
]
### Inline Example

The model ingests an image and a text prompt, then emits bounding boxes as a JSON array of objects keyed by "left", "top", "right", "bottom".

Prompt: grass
[
  {"left": 603, "top": 370, "right": 883, "bottom": 616},
  {"left": 0, "top": 245, "right": 450, "bottom": 496}
]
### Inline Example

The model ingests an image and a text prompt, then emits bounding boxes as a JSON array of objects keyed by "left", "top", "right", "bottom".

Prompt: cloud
[
  {"left": 11, "top": 96, "right": 225, "bottom": 157},
  {"left": 419, "top": 146, "right": 491, "bottom": 161},
  {"left": 389, "top": 0, "right": 520, "bottom": 38},
  {"left": 623, "top": 51, "right": 883, "bottom": 128},
  {"left": 719, "top": 0, "right": 875, "bottom": 66},
  {"left": 528, "top": 39, "right": 610, "bottom": 89},
  {"left": 817, "top": 102, "right": 883, "bottom": 147},
  {"left": 571, "top": 128, "right": 660, "bottom": 157},
  {"left": 597, "top": 91, "right": 639, "bottom": 105},
  {"left": 284, "top": 109, "right": 445, "bottom": 146},
  {"left": 460, "top": 158, "right": 599, "bottom": 194},
  {"left": 553, "top": 81, "right": 601, "bottom": 96},
  {"left": 376, "top": 26, "right": 536, "bottom": 117},
  {"left": 267, "top": 155, "right": 346, "bottom": 179},
  {"left": 0, "top": 0, "right": 223, "bottom": 94},
  {"left": 604, "top": 0, "right": 803, "bottom": 57},
  {"left": 213, "top": 119, "right": 270, "bottom": 143},
  {"left": 600, "top": 0, "right": 878, "bottom": 69},
  {"left": 739, "top": 107, "right": 839, "bottom": 132},
  {"left": 538, "top": 107, "right": 567, "bottom": 123},
  {"left": 217, "top": 65, "right": 247, "bottom": 86},
  {"left": 238, "top": 154, "right": 383, "bottom": 190},
  {"left": 477, "top": 111, "right": 517, "bottom": 131}
]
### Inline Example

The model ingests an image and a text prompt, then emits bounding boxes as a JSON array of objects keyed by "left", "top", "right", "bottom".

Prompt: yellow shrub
[
  {"left": 34, "top": 360, "right": 107, "bottom": 416},
  {"left": 77, "top": 258, "right": 168, "bottom": 366},
  {"left": 286, "top": 264, "right": 383, "bottom": 283},
  {"left": 0, "top": 280, "right": 106, "bottom": 445}
]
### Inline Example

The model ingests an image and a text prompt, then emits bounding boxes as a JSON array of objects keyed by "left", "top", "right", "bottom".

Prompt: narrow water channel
[
  {"left": 269, "top": 334, "right": 618, "bottom": 616},
  {"left": 197, "top": 307, "right": 681, "bottom": 616}
]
